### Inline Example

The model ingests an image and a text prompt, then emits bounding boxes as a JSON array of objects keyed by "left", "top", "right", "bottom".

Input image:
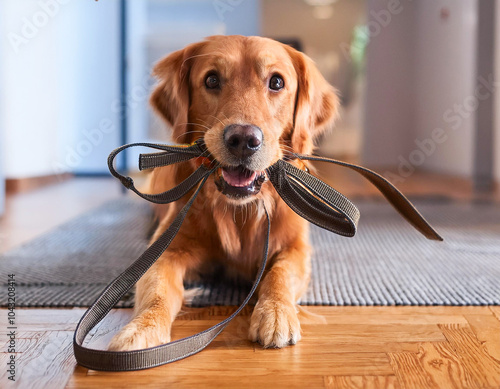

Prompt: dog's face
[{"left": 151, "top": 35, "right": 338, "bottom": 202}]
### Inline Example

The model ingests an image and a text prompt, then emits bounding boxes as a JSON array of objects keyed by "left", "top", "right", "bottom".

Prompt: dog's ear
[
  {"left": 285, "top": 46, "right": 340, "bottom": 154},
  {"left": 150, "top": 42, "right": 204, "bottom": 143}
]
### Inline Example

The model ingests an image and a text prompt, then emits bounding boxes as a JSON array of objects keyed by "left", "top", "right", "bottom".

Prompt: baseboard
[{"left": 6, "top": 173, "right": 73, "bottom": 194}]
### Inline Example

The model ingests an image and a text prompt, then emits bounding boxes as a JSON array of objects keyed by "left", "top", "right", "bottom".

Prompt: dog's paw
[
  {"left": 248, "top": 298, "right": 301, "bottom": 348},
  {"left": 108, "top": 318, "right": 171, "bottom": 352}
]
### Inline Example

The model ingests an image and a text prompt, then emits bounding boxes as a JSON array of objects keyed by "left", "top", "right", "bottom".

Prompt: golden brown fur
[{"left": 108, "top": 35, "right": 339, "bottom": 350}]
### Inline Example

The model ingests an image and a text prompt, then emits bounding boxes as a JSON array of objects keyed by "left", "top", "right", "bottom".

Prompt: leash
[{"left": 73, "top": 139, "right": 442, "bottom": 371}]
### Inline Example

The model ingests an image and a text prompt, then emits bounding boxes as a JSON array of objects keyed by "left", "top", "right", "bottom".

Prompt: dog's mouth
[{"left": 215, "top": 166, "right": 266, "bottom": 199}]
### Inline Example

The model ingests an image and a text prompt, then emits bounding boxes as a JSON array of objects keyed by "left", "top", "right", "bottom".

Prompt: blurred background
[{"left": 0, "top": 0, "right": 499, "bottom": 248}]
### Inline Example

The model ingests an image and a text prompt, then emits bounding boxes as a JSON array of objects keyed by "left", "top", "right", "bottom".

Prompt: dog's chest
[{"left": 212, "top": 206, "right": 266, "bottom": 263}]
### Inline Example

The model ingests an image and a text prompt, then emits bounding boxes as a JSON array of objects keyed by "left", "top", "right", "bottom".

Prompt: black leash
[{"left": 73, "top": 141, "right": 442, "bottom": 371}]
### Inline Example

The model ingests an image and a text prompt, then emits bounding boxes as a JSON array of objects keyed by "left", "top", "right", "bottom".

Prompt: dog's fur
[{"left": 108, "top": 35, "right": 339, "bottom": 350}]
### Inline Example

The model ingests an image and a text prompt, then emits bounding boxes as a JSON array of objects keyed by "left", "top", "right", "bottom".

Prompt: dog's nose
[{"left": 223, "top": 124, "right": 263, "bottom": 159}]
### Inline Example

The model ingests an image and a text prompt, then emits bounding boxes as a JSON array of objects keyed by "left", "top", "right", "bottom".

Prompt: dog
[{"left": 108, "top": 35, "right": 339, "bottom": 351}]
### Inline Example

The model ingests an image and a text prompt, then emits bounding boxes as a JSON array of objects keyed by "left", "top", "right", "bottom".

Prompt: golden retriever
[{"left": 108, "top": 35, "right": 339, "bottom": 351}]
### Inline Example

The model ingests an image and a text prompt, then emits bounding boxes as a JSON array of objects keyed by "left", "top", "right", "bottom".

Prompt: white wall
[
  {"left": 364, "top": 0, "right": 479, "bottom": 178},
  {"left": 0, "top": 0, "right": 69, "bottom": 179},
  {"left": 495, "top": 0, "right": 500, "bottom": 183},
  {"left": 363, "top": 0, "right": 417, "bottom": 166},
  {"left": 0, "top": 0, "right": 121, "bottom": 178},
  {"left": 67, "top": 1, "right": 121, "bottom": 174},
  {"left": 0, "top": 9, "right": 4, "bottom": 214},
  {"left": 413, "top": 0, "right": 477, "bottom": 177},
  {"left": 125, "top": 1, "right": 150, "bottom": 169}
]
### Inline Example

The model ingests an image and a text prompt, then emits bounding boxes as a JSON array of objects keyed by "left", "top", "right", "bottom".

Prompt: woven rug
[{"left": 1, "top": 197, "right": 499, "bottom": 307}]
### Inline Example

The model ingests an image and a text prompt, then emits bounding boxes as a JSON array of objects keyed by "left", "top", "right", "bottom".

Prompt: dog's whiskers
[
  {"left": 175, "top": 122, "right": 211, "bottom": 131},
  {"left": 279, "top": 143, "right": 297, "bottom": 155},
  {"left": 195, "top": 118, "right": 212, "bottom": 127},
  {"left": 279, "top": 145, "right": 302, "bottom": 162},
  {"left": 220, "top": 112, "right": 230, "bottom": 124},
  {"left": 174, "top": 130, "right": 206, "bottom": 143},
  {"left": 208, "top": 114, "right": 227, "bottom": 128}
]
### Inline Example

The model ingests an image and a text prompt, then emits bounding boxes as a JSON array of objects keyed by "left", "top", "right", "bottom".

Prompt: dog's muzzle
[{"left": 215, "top": 124, "right": 266, "bottom": 198}]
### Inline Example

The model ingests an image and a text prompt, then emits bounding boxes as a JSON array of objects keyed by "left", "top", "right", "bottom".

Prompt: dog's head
[{"left": 151, "top": 35, "right": 339, "bottom": 202}]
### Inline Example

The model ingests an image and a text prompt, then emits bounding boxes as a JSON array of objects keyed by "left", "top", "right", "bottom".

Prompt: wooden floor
[
  {"left": 1, "top": 173, "right": 499, "bottom": 389},
  {"left": 1, "top": 306, "right": 499, "bottom": 389}
]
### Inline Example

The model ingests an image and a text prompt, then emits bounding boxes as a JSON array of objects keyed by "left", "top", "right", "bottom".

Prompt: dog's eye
[
  {"left": 205, "top": 74, "right": 220, "bottom": 89},
  {"left": 269, "top": 75, "right": 284, "bottom": 91}
]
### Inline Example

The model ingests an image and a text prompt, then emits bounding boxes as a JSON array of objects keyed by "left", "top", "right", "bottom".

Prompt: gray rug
[{"left": 1, "top": 197, "right": 499, "bottom": 307}]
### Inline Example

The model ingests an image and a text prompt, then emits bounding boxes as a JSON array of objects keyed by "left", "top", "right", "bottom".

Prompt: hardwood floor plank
[
  {"left": 0, "top": 331, "right": 76, "bottom": 389},
  {"left": 302, "top": 324, "right": 445, "bottom": 342},
  {"left": 67, "top": 374, "right": 327, "bottom": 388},
  {"left": 86, "top": 352, "right": 393, "bottom": 377},
  {"left": 84, "top": 309, "right": 133, "bottom": 350},
  {"left": 390, "top": 340, "right": 494, "bottom": 389},
  {"left": 0, "top": 308, "right": 86, "bottom": 332},
  {"left": 83, "top": 308, "right": 447, "bottom": 354},
  {"left": 464, "top": 314, "right": 500, "bottom": 361},
  {"left": 388, "top": 349, "right": 438, "bottom": 389},
  {"left": 389, "top": 338, "right": 500, "bottom": 389},
  {"left": 489, "top": 306, "right": 500, "bottom": 322},
  {"left": 419, "top": 342, "right": 471, "bottom": 389},
  {"left": 166, "top": 321, "right": 446, "bottom": 344},
  {"left": 0, "top": 331, "right": 44, "bottom": 351},
  {"left": 179, "top": 305, "right": 493, "bottom": 318},
  {"left": 439, "top": 324, "right": 500, "bottom": 389},
  {"left": 324, "top": 375, "right": 400, "bottom": 389},
  {"left": 178, "top": 306, "right": 472, "bottom": 324}
]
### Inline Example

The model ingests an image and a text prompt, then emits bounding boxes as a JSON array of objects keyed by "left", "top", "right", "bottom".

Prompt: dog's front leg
[
  {"left": 249, "top": 238, "right": 311, "bottom": 348},
  {"left": 108, "top": 248, "right": 194, "bottom": 351}
]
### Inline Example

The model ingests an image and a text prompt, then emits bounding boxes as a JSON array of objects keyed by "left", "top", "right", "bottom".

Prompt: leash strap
[
  {"left": 74, "top": 142, "right": 442, "bottom": 371},
  {"left": 268, "top": 156, "right": 442, "bottom": 241},
  {"left": 106, "top": 140, "right": 207, "bottom": 204}
]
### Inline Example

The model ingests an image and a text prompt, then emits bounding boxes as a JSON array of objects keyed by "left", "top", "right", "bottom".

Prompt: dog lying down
[{"left": 109, "top": 35, "right": 340, "bottom": 351}]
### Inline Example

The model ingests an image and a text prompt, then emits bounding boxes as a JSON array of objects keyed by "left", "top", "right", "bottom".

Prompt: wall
[
  {"left": 413, "top": 0, "right": 477, "bottom": 177},
  {"left": 66, "top": 1, "right": 121, "bottom": 174},
  {"left": 0, "top": 9, "right": 4, "bottom": 214},
  {"left": 0, "top": 0, "right": 69, "bottom": 179},
  {"left": 125, "top": 1, "right": 150, "bottom": 169},
  {"left": 0, "top": 0, "right": 121, "bottom": 178},
  {"left": 495, "top": 0, "right": 500, "bottom": 183},
  {"left": 363, "top": 0, "right": 417, "bottom": 166},
  {"left": 364, "top": 0, "right": 479, "bottom": 178}
]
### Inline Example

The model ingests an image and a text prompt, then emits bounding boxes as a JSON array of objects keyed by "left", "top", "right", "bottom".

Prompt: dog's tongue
[{"left": 222, "top": 167, "right": 257, "bottom": 187}]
